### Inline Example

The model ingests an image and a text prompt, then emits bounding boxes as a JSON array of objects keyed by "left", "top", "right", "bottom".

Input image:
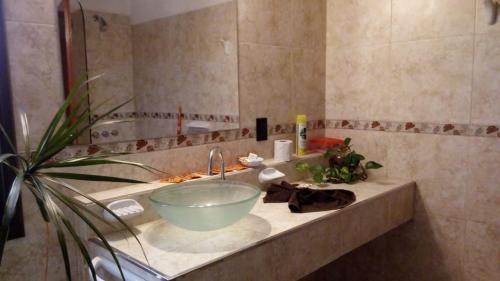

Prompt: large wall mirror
[{"left": 58, "top": 0, "right": 239, "bottom": 145}]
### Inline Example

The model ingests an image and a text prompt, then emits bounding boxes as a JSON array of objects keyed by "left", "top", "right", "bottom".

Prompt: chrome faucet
[{"left": 208, "top": 147, "right": 225, "bottom": 180}]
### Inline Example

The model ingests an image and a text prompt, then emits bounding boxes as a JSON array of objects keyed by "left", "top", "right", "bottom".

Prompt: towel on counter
[{"left": 263, "top": 181, "right": 356, "bottom": 213}]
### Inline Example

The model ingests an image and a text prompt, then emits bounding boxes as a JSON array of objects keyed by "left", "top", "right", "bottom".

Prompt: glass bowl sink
[{"left": 149, "top": 180, "right": 261, "bottom": 231}]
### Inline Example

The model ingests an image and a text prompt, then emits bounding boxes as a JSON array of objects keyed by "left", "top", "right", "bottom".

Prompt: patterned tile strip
[
  {"left": 57, "top": 120, "right": 326, "bottom": 159},
  {"left": 326, "top": 119, "right": 500, "bottom": 138},
  {"left": 57, "top": 119, "right": 498, "bottom": 160},
  {"left": 93, "top": 111, "right": 240, "bottom": 123}
]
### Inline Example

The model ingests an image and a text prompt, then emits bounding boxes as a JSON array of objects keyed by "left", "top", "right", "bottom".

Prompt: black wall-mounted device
[{"left": 256, "top": 118, "right": 268, "bottom": 141}]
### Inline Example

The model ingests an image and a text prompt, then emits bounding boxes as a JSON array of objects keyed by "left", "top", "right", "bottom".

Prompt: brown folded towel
[{"left": 263, "top": 181, "right": 356, "bottom": 213}]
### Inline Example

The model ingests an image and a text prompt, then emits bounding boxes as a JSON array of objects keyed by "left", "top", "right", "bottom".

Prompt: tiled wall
[
  {"left": 132, "top": 2, "right": 240, "bottom": 139},
  {"left": 2, "top": 1, "right": 66, "bottom": 279},
  {"left": 132, "top": 2, "right": 239, "bottom": 117},
  {"left": 238, "top": 0, "right": 326, "bottom": 128},
  {"left": 1, "top": 0, "right": 326, "bottom": 280},
  {"left": 308, "top": 0, "right": 499, "bottom": 280}
]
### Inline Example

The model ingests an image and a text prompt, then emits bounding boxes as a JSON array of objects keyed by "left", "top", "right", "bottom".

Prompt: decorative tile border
[
  {"left": 57, "top": 120, "right": 326, "bottom": 159},
  {"left": 56, "top": 119, "right": 498, "bottom": 160},
  {"left": 326, "top": 119, "right": 500, "bottom": 138},
  {"left": 93, "top": 111, "right": 240, "bottom": 123}
]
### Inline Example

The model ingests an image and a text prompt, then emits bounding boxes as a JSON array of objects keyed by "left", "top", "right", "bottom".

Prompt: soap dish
[
  {"left": 258, "top": 168, "right": 285, "bottom": 183},
  {"left": 239, "top": 153, "right": 264, "bottom": 167},
  {"left": 103, "top": 199, "right": 144, "bottom": 222}
]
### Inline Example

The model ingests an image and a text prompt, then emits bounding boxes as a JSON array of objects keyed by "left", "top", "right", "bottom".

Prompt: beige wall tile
[
  {"left": 465, "top": 137, "right": 500, "bottom": 225},
  {"left": 85, "top": 12, "right": 133, "bottom": 72},
  {"left": 322, "top": 1, "right": 500, "bottom": 280},
  {"left": 6, "top": 22, "right": 64, "bottom": 150},
  {"left": 392, "top": 0, "right": 475, "bottom": 42},
  {"left": 291, "top": 0, "right": 326, "bottom": 50},
  {"left": 464, "top": 221, "right": 500, "bottom": 281},
  {"left": 198, "top": 2, "right": 238, "bottom": 65},
  {"left": 0, "top": 193, "right": 60, "bottom": 281},
  {"left": 302, "top": 234, "right": 389, "bottom": 281},
  {"left": 4, "top": 0, "right": 57, "bottom": 24},
  {"left": 341, "top": 198, "right": 390, "bottom": 251},
  {"left": 388, "top": 186, "right": 416, "bottom": 229},
  {"left": 476, "top": 0, "right": 500, "bottom": 35},
  {"left": 292, "top": 48, "right": 325, "bottom": 121},
  {"left": 390, "top": 37, "right": 473, "bottom": 123},
  {"left": 325, "top": 44, "right": 392, "bottom": 121},
  {"left": 305, "top": 213, "right": 466, "bottom": 281},
  {"left": 383, "top": 214, "right": 465, "bottom": 281},
  {"left": 472, "top": 33, "right": 500, "bottom": 124},
  {"left": 271, "top": 217, "right": 344, "bottom": 280},
  {"left": 238, "top": 43, "right": 292, "bottom": 127},
  {"left": 131, "top": 20, "right": 168, "bottom": 65},
  {"left": 130, "top": 3, "right": 240, "bottom": 138},
  {"left": 327, "top": 0, "right": 391, "bottom": 48},
  {"left": 386, "top": 133, "right": 469, "bottom": 219},
  {"left": 238, "top": 0, "right": 292, "bottom": 46}
]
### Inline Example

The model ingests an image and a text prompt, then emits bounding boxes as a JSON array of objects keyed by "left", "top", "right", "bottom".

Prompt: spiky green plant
[{"left": 0, "top": 77, "right": 161, "bottom": 281}]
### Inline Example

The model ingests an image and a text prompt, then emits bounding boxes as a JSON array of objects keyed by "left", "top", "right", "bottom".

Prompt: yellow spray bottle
[{"left": 296, "top": 115, "right": 307, "bottom": 156}]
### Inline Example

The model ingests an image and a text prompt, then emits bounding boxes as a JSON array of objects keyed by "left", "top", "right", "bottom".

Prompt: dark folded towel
[{"left": 263, "top": 181, "right": 356, "bottom": 213}]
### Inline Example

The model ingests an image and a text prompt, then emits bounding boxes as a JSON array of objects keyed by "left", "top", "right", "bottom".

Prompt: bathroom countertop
[{"left": 91, "top": 179, "right": 415, "bottom": 281}]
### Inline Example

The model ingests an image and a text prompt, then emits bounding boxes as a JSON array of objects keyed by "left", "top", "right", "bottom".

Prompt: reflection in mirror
[{"left": 58, "top": 0, "right": 239, "bottom": 145}]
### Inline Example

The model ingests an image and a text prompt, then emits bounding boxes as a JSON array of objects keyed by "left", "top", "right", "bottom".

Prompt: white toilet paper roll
[{"left": 274, "top": 140, "right": 293, "bottom": 162}]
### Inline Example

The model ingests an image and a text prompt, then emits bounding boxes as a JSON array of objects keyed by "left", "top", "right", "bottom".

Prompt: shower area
[{"left": 58, "top": 0, "right": 138, "bottom": 144}]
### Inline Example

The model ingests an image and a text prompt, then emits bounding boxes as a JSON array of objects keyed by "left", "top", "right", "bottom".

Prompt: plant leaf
[
  {"left": 25, "top": 184, "right": 51, "bottom": 222},
  {"left": 344, "top": 137, "right": 351, "bottom": 146},
  {"left": 60, "top": 213, "right": 99, "bottom": 281},
  {"left": 365, "top": 161, "right": 383, "bottom": 169},
  {"left": 33, "top": 177, "right": 123, "bottom": 281},
  {"left": 40, "top": 158, "right": 165, "bottom": 175},
  {"left": 91, "top": 118, "right": 136, "bottom": 128},
  {"left": 0, "top": 174, "right": 23, "bottom": 264},
  {"left": 39, "top": 183, "right": 104, "bottom": 281},
  {"left": 310, "top": 165, "right": 325, "bottom": 183},
  {"left": 36, "top": 98, "right": 132, "bottom": 164},
  {"left": 0, "top": 123, "right": 17, "bottom": 153},
  {"left": 42, "top": 172, "right": 146, "bottom": 183},
  {"left": 43, "top": 185, "right": 127, "bottom": 281},
  {"left": 18, "top": 109, "right": 31, "bottom": 160},
  {"left": 324, "top": 149, "right": 334, "bottom": 159},
  {"left": 42, "top": 176, "right": 149, "bottom": 265},
  {"left": 31, "top": 178, "right": 73, "bottom": 281},
  {"left": 0, "top": 154, "right": 21, "bottom": 173},
  {"left": 41, "top": 181, "right": 113, "bottom": 227},
  {"left": 295, "top": 162, "right": 310, "bottom": 173},
  {"left": 34, "top": 75, "right": 100, "bottom": 161}
]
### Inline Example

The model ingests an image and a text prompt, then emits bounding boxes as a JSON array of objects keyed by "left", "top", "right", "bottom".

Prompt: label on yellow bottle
[{"left": 296, "top": 115, "right": 307, "bottom": 156}]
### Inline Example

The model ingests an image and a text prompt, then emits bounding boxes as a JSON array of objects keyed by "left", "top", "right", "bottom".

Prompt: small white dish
[
  {"left": 258, "top": 168, "right": 285, "bottom": 183},
  {"left": 239, "top": 156, "right": 264, "bottom": 167}
]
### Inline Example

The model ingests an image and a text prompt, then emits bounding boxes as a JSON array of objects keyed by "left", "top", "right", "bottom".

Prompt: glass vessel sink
[{"left": 149, "top": 180, "right": 261, "bottom": 231}]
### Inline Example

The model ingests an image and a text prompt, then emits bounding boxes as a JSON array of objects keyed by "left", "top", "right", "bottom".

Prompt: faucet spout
[{"left": 208, "top": 147, "right": 225, "bottom": 180}]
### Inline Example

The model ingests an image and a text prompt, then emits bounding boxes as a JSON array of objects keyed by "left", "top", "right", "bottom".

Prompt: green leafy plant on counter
[
  {"left": 0, "top": 77, "right": 163, "bottom": 281},
  {"left": 296, "top": 138, "right": 383, "bottom": 184}
]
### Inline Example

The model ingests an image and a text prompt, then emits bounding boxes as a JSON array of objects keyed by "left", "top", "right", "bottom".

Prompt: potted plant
[
  {"left": 296, "top": 138, "right": 383, "bottom": 184},
  {"left": 0, "top": 78, "right": 160, "bottom": 281}
]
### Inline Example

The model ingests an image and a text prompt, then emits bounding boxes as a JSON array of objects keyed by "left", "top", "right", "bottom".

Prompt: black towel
[{"left": 263, "top": 181, "right": 356, "bottom": 213}]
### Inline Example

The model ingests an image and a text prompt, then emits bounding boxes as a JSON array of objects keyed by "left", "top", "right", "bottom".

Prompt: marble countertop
[{"left": 92, "top": 179, "right": 415, "bottom": 280}]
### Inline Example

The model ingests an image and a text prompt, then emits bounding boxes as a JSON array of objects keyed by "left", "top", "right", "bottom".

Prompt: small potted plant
[{"left": 296, "top": 138, "right": 383, "bottom": 184}]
